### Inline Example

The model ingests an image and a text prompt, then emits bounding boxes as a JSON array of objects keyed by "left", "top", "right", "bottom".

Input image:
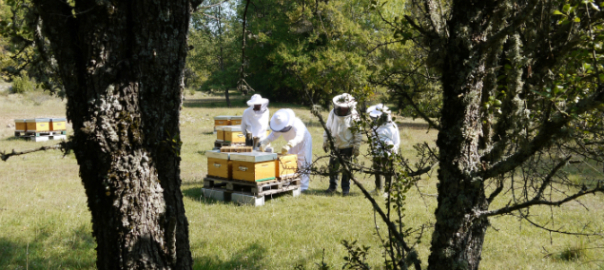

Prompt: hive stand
[{"left": 202, "top": 176, "right": 301, "bottom": 206}]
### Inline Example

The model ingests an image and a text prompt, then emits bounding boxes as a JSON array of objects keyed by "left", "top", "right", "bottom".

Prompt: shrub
[{"left": 11, "top": 75, "right": 35, "bottom": 94}]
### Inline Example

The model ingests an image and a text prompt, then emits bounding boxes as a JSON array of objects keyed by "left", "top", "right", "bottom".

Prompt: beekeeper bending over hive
[
  {"left": 367, "top": 104, "right": 400, "bottom": 196},
  {"left": 323, "top": 93, "right": 362, "bottom": 196},
  {"left": 260, "top": 109, "right": 313, "bottom": 191},
  {"left": 241, "top": 94, "right": 271, "bottom": 150}
]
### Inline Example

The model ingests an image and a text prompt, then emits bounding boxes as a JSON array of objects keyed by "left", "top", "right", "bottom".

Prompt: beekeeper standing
[
  {"left": 259, "top": 109, "right": 313, "bottom": 192},
  {"left": 323, "top": 93, "right": 362, "bottom": 196},
  {"left": 241, "top": 94, "right": 270, "bottom": 150},
  {"left": 367, "top": 104, "right": 400, "bottom": 196}
]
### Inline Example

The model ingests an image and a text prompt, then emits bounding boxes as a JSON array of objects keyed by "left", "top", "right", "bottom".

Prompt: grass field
[{"left": 1, "top": 89, "right": 603, "bottom": 269}]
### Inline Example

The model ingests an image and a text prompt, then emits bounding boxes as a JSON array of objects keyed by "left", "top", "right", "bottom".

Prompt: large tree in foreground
[
  {"left": 367, "top": 0, "right": 604, "bottom": 269},
  {"left": 23, "top": 0, "right": 204, "bottom": 268}
]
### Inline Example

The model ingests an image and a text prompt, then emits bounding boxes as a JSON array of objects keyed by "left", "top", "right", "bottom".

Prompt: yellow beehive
[
  {"left": 14, "top": 119, "right": 26, "bottom": 132},
  {"left": 231, "top": 152, "right": 277, "bottom": 182},
  {"left": 230, "top": 116, "right": 242, "bottom": 125},
  {"left": 206, "top": 150, "right": 231, "bottom": 179},
  {"left": 50, "top": 118, "right": 66, "bottom": 132},
  {"left": 215, "top": 126, "right": 226, "bottom": 141},
  {"left": 276, "top": 154, "right": 298, "bottom": 179},
  {"left": 214, "top": 116, "right": 231, "bottom": 127},
  {"left": 223, "top": 125, "right": 245, "bottom": 144},
  {"left": 26, "top": 118, "right": 50, "bottom": 132}
]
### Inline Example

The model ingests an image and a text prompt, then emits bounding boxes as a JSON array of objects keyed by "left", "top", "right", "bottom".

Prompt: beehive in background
[
  {"left": 14, "top": 119, "right": 26, "bottom": 133},
  {"left": 230, "top": 116, "right": 242, "bottom": 125},
  {"left": 50, "top": 118, "right": 66, "bottom": 133},
  {"left": 276, "top": 154, "right": 298, "bottom": 179},
  {"left": 214, "top": 116, "right": 231, "bottom": 127},
  {"left": 215, "top": 126, "right": 226, "bottom": 141},
  {"left": 26, "top": 118, "right": 50, "bottom": 133},
  {"left": 220, "top": 146, "right": 253, "bottom": 153},
  {"left": 223, "top": 125, "right": 245, "bottom": 144},
  {"left": 206, "top": 150, "right": 232, "bottom": 179},
  {"left": 231, "top": 152, "right": 277, "bottom": 182}
]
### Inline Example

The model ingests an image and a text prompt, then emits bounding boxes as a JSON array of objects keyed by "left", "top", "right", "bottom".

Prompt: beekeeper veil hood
[
  {"left": 270, "top": 109, "right": 295, "bottom": 132},
  {"left": 247, "top": 94, "right": 269, "bottom": 115},
  {"left": 332, "top": 93, "right": 357, "bottom": 116},
  {"left": 367, "top": 103, "right": 392, "bottom": 123}
]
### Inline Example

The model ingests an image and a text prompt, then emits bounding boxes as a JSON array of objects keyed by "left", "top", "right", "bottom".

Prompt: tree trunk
[
  {"left": 33, "top": 0, "right": 193, "bottom": 269},
  {"left": 427, "top": 1, "right": 494, "bottom": 269}
]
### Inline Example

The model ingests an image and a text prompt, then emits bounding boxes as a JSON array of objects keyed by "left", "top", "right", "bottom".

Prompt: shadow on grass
[
  {"left": 183, "top": 98, "right": 247, "bottom": 108},
  {"left": 0, "top": 225, "right": 96, "bottom": 269},
  {"left": 182, "top": 186, "right": 233, "bottom": 206},
  {"left": 193, "top": 242, "right": 267, "bottom": 270}
]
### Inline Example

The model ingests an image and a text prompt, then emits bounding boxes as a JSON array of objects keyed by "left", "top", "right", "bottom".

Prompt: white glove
[
  {"left": 258, "top": 139, "right": 268, "bottom": 151},
  {"left": 281, "top": 142, "right": 294, "bottom": 154},
  {"left": 323, "top": 141, "right": 329, "bottom": 153}
]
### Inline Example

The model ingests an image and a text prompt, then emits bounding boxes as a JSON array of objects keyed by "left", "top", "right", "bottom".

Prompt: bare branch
[
  {"left": 1, "top": 144, "right": 62, "bottom": 161},
  {"left": 478, "top": 183, "right": 604, "bottom": 218},
  {"left": 483, "top": 86, "right": 604, "bottom": 179}
]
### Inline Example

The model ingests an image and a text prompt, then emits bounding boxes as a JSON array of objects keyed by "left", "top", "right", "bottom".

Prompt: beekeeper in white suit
[
  {"left": 367, "top": 104, "right": 400, "bottom": 196},
  {"left": 260, "top": 109, "right": 313, "bottom": 191},
  {"left": 241, "top": 94, "right": 270, "bottom": 150},
  {"left": 323, "top": 93, "right": 362, "bottom": 196}
]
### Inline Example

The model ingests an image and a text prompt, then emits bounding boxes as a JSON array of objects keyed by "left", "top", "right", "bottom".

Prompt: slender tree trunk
[
  {"left": 33, "top": 0, "right": 193, "bottom": 269},
  {"left": 217, "top": 5, "right": 231, "bottom": 107},
  {"left": 427, "top": 1, "right": 494, "bottom": 269}
]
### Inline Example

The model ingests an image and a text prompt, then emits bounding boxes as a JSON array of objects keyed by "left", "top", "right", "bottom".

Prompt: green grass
[{"left": 1, "top": 91, "right": 603, "bottom": 269}]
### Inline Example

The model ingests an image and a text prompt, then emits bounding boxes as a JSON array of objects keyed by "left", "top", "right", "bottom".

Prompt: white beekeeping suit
[
  {"left": 367, "top": 103, "right": 400, "bottom": 195},
  {"left": 241, "top": 94, "right": 270, "bottom": 141},
  {"left": 367, "top": 104, "right": 400, "bottom": 155},
  {"left": 322, "top": 93, "right": 362, "bottom": 153},
  {"left": 260, "top": 109, "right": 313, "bottom": 191}
]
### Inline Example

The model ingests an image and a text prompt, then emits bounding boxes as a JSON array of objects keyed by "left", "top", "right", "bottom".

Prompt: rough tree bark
[
  {"left": 32, "top": 0, "right": 194, "bottom": 269},
  {"left": 428, "top": 1, "right": 495, "bottom": 269}
]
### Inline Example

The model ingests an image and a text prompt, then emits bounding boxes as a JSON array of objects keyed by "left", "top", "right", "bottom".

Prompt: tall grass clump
[{"left": 11, "top": 75, "right": 35, "bottom": 94}]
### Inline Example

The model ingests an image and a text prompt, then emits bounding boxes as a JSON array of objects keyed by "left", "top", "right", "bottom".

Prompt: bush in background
[{"left": 11, "top": 75, "right": 35, "bottom": 94}]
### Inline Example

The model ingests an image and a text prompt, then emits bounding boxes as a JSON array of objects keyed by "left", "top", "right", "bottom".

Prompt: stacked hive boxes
[
  {"left": 50, "top": 118, "right": 67, "bottom": 134},
  {"left": 223, "top": 126, "right": 245, "bottom": 144},
  {"left": 206, "top": 150, "right": 232, "bottom": 179},
  {"left": 206, "top": 150, "right": 298, "bottom": 182},
  {"left": 276, "top": 154, "right": 298, "bottom": 179},
  {"left": 26, "top": 118, "right": 50, "bottom": 133},
  {"left": 14, "top": 119, "right": 26, "bottom": 135},
  {"left": 231, "top": 152, "right": 278, "bottom": 182}
]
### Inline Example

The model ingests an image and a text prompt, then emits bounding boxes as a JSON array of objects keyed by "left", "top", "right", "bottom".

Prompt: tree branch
[
  {"left": 478, "top": 182, "right": 604, "bottom": 218},
  {"left": 1, "top": 143, "right": 67, "bottom": 161},
  {"left": 483, "top": 86, "right": 604, "bottom": 179}
]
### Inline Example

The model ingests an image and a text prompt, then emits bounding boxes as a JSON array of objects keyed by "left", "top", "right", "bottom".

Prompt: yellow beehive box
[
  {"left": 50, "top": 118, "right": 67, "bottom": 132},
  {"left": 223, "top": 125, "right": 245, "bottom": 144},
  {"left": 215, "top": 126, "right": 226, "bottom": 141},
  {"left": 230, "top": 116, "right": 242, "bottom": 125},
  {"left": 206, "top": 150, "right": 231, "bottom": 179},
  {"left": 276, "top": 154, "right": 298, "bottom": 179},
  {"left": 26, "top": 118, "right": 50, "bottom": 132},
  {"left": 14, "top": 119, "right": 26, "bottom": 132},
  {"left": 231, "top": 152, "right": 277, "bottom": 182},
  {"left": 214, "top": 115, "right": 231, "bottom": 127}
]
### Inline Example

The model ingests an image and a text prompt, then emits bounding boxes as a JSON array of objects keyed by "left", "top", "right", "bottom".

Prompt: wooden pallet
[
  {"left": 203, "top": 176, "right": 301, "bottom": 196},
  {"left": 15, "top": 130, "right": 66, "bottom": 137}
]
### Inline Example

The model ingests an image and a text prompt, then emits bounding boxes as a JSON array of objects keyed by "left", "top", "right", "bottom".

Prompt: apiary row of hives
[
  {"left": 14, "top": 118, "right": 67, "bottom": 136},
  {"left": 206, "top": 150, "right": 298, "bottom": 182},
  {"left": 214, "top": 115, "right": 242, "bottom": 129}
]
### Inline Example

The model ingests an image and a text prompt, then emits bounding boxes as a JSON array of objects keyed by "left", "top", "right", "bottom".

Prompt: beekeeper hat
[
  {"left": 367, "top": 103, "right": 391, "bottom": 118},
  {"left": 247, "top": 94, "right": 269, "bottom": 107},
  {"left": 270, "top": 109, "right": 295, "bottom": 132},
  {"left": 332, "top": 93, "right": 357, "bottom": 109}
]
